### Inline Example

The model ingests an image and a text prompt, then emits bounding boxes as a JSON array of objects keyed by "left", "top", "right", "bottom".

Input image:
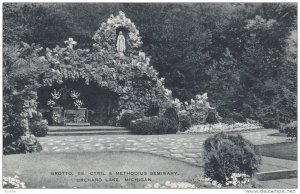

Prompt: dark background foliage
[{"left": 3, "top": 3, "right": 297, "bottom": 128}]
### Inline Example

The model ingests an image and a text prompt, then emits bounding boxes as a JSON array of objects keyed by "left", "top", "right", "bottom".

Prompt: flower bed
[
  {"left": 144, "top": 181, "right": 196, "bottom": 189},
  {"left": 3, "top": 176, "right": 26, "bottom": 189},
  {"left": 144, "top": 175, "right": 260, "bottom": 189},
  {"left": 182, "top": 122, "right": 262, "bottom": 134},
  {"left": 188, "top": 175, "right": 261, "bottom": 188}
]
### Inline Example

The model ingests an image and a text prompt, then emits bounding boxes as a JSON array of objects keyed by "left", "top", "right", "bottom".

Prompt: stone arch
[{"left": 37, "top": 78, "right": 119, "bottom": 126}]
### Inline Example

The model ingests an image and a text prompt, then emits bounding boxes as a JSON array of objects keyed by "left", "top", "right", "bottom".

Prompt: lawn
[
  {"left": 257, "top": 141, "right": 297, "bottom": 161},
  {"left": 3, "top": 151, "right": 203, "bottom": 188}
]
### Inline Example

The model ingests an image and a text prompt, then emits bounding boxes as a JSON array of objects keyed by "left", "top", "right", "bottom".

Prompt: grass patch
[
  {"left": 257, "top": 142, "right": 297, "bottom": 161},
  {"left": 3, "top": 151, "right": 203, "bottom": 188}
]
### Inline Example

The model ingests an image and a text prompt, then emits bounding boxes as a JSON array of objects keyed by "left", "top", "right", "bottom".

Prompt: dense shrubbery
[
  {"left": 203, "top": 133, "right": 261, "bottom": 185},
  {"left": 3, "top": 4, "right": 297, "bottom": 129},
  {"left": 281, "top": 121, "right": 297, "bottom": 139},
  {"left": 3, "top": 43, "right": 47, "bottom": 154},
  {"left": 172, "top": 93, "right": 219, "bottom": 126},
  {"left": 179, "top": 113, "right": 192, "bottom": 132},
  {"left": 144, "top": 102, "right": 160, "bottom": 117},
  {"left": 163, "top": 107, "right": 180, "bottom": 134},
  {"left": 3, "top": 134, "right": 42, "bottom": 155},
  {"left": 130, "top": 116, "right": 169, "bottom": 135},
  {"left": 29, "top": 114, "right": 48, "bottom": 137},
  {"left": 130, "top": 107, "right": 180, "bottom": 135},
  {"left": 119, "top": 111, "right": 142, "bottom": 127}
]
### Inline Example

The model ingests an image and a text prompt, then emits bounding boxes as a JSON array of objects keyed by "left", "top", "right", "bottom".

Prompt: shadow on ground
[{"left": 257, "top": 141, "right": 297, "bottom": 161}]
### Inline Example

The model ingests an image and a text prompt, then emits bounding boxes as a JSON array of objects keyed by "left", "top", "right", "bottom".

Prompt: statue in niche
[
  {"left": 119, "top": 11, "right": 125, "bottom": 19},
  {"left": 116, "top": 31, "right": 126, "bottom": 56}
]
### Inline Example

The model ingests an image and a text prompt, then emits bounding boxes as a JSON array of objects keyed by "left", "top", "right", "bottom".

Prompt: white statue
[
  {"left": 64, "top": 38, "right": 77, "bottom": 49},
  {"left": 116, "top": 31, "right": 126, "bottom": 55},
  {"left": 139, "top": 51, "right": 145, "bottom": 60},
  {"left": 119, "top": 11, "right": 125, "bottom": 19}
]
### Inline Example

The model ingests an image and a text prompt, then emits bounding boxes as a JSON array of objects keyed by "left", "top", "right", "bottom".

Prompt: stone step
[
  {"left": 256, "top": 169, "right": 297, "bottom": 181},
  {"left": 47, "top": 130, "right": 132, "bottom": 136},
  {"left": 48, "top": 126, "right": 128, "bottom": 132},
  {"left": 65, "top": 123, "right": 91, "bottom": 126}
]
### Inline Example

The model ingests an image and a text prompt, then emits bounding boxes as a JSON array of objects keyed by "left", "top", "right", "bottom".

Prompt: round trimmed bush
[
  {"left": 203, "top": 133, "right": 261, "bottom": 185},
  {"left": 129, "top": 116, "right": 168, "bottom": 135},
  {"left": 30, "top": 120, "right": 48, "bottom": 137},
  {"left": 119, "top": 111, "right": 142, "bottom": 127},
  {"left": 28, "top": 112, "right": 48, "bottom": 137}
]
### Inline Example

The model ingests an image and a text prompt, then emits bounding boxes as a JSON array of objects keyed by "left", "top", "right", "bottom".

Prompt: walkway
[
  {"left": 36, "top": 128, "right": 298, "bottom": 188},
  {"left": 38, "top": 129, "right": 290, "bottom": 167}
]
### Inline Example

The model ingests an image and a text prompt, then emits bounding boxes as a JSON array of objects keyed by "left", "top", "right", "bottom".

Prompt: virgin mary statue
[{"left": 116, "top": 31, "right": 126, "bottom": 55}]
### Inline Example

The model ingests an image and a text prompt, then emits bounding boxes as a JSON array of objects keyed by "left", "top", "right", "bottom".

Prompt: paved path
[{"left": 38, "top": 129, "right": 290, "bottom": 167}]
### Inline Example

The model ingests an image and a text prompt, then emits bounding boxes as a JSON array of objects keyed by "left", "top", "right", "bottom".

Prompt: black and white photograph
[{"left": 1, "top": 1, "right": 298, "bottom": 192}]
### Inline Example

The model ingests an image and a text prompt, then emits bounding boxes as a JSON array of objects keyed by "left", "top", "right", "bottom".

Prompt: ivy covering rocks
[{"left": 41, "top": 11, "right": 174, "bottom": 122}]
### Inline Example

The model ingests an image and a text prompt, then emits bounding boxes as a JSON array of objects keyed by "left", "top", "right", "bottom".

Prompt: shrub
[
  {"left": 282, "top": 121, "right": 297, "bottom": 139},
  {"left": 30, "top": 120, "right": 48, "bottom": 137},
  {"left": 257, "top": 107, "right": 280, "bottom": 128},
  {"left": 3, "top": 134, "right": 42, "bottom": 155},
  {"left": 145, "top": 102, "right": 160, "bottom": 117},
  {"left": 205, "top": 109, "right": 220, "bottom": 124},
  {"left": 163, "top": 107, "right": 180, "bottom": 134},
  {"left": 175, "top": 93, "right": 213, "bottom": 125},
  {"left": 129, "top": 116, "right": 169, "bottom": 135},
  {"left": 179, "top": 113, "right": 192, "bottom": 132},
  {"left": 29, "top": 112, "right": 48, "bottom": 137},
  {"left": 3, "top": 121, "right": 26, "bottom": 142},
  {"left": 203, "top": 133, "right": 261, "bottom": 185},
  {"left": 119, "top": 111, "right": 142, "bottom": 127}
]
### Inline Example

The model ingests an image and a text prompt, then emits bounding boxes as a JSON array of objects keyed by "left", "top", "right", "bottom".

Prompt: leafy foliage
[
  {"left": 3, "top": 3, "right": 297, "bottom": 128},
  {"left": 3, "top": 134, "right": 42, "bottom": 155},
  {"left": 119, "top": 111, "right": 142, "bottom": 127},
  {"left": 173, "top": 93, "right": 215, "bottom": 125},
  {"left": 129, "top": 107, "right": 180, "bottom": 135},
  {"left": 281, "top": 121, "right": 297, "bottom": 139},
  {"left": 29, "top": 112, "right": 48, "bottom": 137},
  {"left": 129, "top": 116, "right": 169, "bottom": 135},
  {"left": 163, "top": 107, "right": 180, "bottom": 134},
  {"left": 179, "top": 113, "right": 192, "bottom": 132},
  {"left": 3, "top": 42, "right": 48, "bottom": 154},
  {"left": 41, "top": 11, "right": 174, "bottom": 120},
  {"left": 203, "top": 133, "right": 261, "bottom": 185}
]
